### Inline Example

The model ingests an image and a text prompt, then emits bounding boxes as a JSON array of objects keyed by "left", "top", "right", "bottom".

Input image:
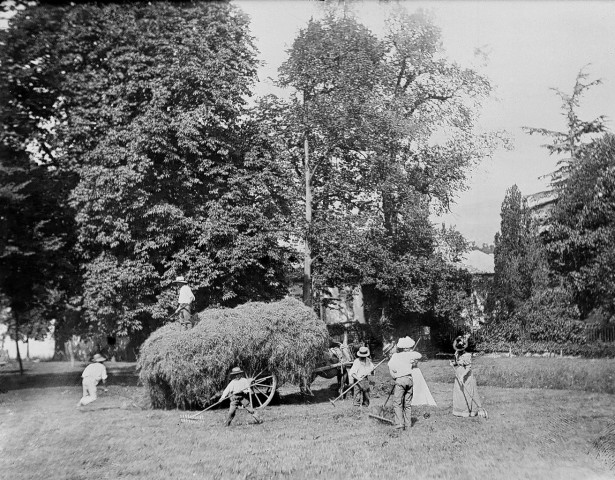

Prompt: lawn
[{"left": 0, "top": 359, "right": 614, "bottom": 480}]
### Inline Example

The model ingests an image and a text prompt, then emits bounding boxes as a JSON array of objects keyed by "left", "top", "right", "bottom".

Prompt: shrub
[
  {"left": 137, "top": 297, "right": 329, "bottom": 409},
  {"left": 475, "top": 339, "right": 615, "bottom": 358}
]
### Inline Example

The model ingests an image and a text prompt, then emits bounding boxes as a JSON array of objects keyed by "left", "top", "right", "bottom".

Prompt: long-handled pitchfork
[{"left": 329, "top": 341, "right": 401, "bottom": 407}]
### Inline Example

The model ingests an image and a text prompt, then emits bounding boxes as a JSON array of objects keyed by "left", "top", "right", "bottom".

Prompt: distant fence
[{"left": 585, "top": 324, "right": 615, "bottom": 343}]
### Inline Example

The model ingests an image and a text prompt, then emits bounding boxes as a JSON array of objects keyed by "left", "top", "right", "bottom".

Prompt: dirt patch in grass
[{"left": 1, "top": 361, "right": 614, "bottom": 479}]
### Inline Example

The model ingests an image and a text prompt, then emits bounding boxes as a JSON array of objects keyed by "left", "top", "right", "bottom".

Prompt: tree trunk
[
  {"left": 14, "top": 312, "right": 23, "bottom": 375},
  {"left": 303, "top": 135, "right": 313, "bottom": 307}
]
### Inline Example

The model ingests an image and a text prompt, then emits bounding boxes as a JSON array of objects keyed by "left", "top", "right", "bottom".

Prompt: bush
[
  {"left": 475, "top": 339, "right": 615, "bottom": 358},
  {"left": 137, "top": 297, "right": 329, "bottom": 409}
]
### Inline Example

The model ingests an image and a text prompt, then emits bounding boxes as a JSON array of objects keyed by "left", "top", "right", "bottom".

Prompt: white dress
[{"left": 411, "top": 367, "right": 437, "bottom": 406}]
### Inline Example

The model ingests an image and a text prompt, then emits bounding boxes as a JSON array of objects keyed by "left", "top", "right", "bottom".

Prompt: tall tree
[
  {"left": 270, "top": 6, "right": 501, "bottom": 328},
  {"left": 546, "top": 134, "right": 615, "bottom": 319},
  {"left": 1, "top": 2, "right": 292, "bottom": 336},
  {"left": 277, "top": 11, "right": 383, "bottom": 306},
  {"left": 489, "top": 185, "right": 534, "bottom": 319},
  {"left": 523, "top": 69, "right": 607, "bottom": 187}
]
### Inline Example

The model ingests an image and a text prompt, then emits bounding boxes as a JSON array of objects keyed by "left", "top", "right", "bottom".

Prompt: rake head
[
  {"left": 368, "top": 413, "right": 394, "bottom": 425},
  {"left": 179, "top": 413, "right": 208, "bottom": 424},
  {"left": 369, "top": 405, "right": 395, "bottom": 425}
]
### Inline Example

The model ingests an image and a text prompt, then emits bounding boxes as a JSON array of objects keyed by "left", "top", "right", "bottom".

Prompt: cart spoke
[
  {"left": 253, "top": 390, "right": 264, "bottom": 407},
  {"left": 252, "top": 379, "right": 273, "bottom": 388}
]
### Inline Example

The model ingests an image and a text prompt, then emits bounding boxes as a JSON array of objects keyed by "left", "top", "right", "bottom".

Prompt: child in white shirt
[
  {"left": 77, "top": 354, "right": 108, "bottom": 407},
  {"left": 387, "top": 337, "right": 422, "bottom": 429},
  {"left": 348, "top": 346, "right": 374, "bottom": 407},
  {"left": 221, "top": 367, "right": 262, "bottom": 426}
]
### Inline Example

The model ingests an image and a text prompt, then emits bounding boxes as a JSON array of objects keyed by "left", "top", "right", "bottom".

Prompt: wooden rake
[
  {"left": 369, "top": 383, "right": 396, "bottom": 425},
  {"left": 179, "top": 371, "right": 268, "bottom": 424},
  {"left": 179, "top": 395, "right": 229, "bottom": 424},
  {"left": 329, "top": 343, "right": 395, "bottom": 407}
]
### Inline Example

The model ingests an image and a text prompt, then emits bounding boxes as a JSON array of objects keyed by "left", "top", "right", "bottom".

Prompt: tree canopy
[
  {"left": 264, "top": 6, "right": 501, "bottom": 325},
  {"left": 546, "top": 134, "right": 615, "bottom": 320},
  {"left": 0, "top": 2, "right": 293, "bottom": 336}
]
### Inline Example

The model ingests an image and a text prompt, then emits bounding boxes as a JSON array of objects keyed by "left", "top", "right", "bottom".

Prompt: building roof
[{"left": 459, "top": 250, "right": 494, "bottom": 275}]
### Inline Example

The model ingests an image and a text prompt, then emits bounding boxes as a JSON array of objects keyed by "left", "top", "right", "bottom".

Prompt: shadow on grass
[
  {"left": 0, "top": 365, "right": 139, "bottom": 391},
  {"left": 281, "top": 383, "right": 353, "bottom": 406}
]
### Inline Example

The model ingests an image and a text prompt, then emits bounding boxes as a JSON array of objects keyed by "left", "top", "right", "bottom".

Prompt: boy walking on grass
[
  {"left": 77, "top": 354, "right": 108, "bottom": 407},
  {"left": 221, "top": 367, "right": 262, "bottom": 427}
]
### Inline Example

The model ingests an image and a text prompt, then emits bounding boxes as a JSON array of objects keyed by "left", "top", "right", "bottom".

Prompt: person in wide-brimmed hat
[
  {"left": 220, "top": 367, "right": 262, "bottom": 427},
  {"left": 77, "top": 354, "right": 108, "bottom": 407},
  {"left": 387, "top": 337, "right": 422, "bottom": 429},
  {"left": 348, "top": 346, "right": 374, "bottom": 407},
  {"left": 173, "top": 276, "right": 195, "bottom": 329}
]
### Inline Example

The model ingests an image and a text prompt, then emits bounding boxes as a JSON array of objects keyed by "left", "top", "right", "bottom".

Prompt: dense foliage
[
  {"left": 1, "top": 3, "right": 504, "bottom": 349},
  {"left": 0, "top": 2, "right": 292, "bottom": 337},
  {"left": 482, "top": 72, "right": 612, "bottom": 355},
  {"left": 137, "top": 297, "right": 329, "bottom": 409},
  {"left": 265, "top": 6, "right": 501, "bottom": 326},
  {"left": 546, "top": 134, "right": 615, "bottom": 319}
]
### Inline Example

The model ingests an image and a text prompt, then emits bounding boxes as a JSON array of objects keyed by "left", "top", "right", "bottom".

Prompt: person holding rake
[
  {"left": 348, "top": 346, "right": 374, "bottom": 407},
  {"left": 450, "top": 335, "right": 487, "bottom": 418},
  {"left": 387, "top": 336, "right": 422, "bottom": 430},
  {"left": 221, "top": 367, "right": 263, "bottom": 427}
]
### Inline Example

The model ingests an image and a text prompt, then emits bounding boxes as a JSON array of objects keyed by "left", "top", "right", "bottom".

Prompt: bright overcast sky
[{"left": 235, "top": 0, "right": 615, "bottom": 245}]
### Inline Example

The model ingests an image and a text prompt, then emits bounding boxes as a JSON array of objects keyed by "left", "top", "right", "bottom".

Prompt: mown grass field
[{"left": 1, "top": 358, "right": 614, "bottom": 480}]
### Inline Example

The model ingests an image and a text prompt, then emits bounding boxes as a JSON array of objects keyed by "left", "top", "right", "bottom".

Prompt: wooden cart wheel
[{"left": 247, "top": 371, "right": 278, "bottom": 410}]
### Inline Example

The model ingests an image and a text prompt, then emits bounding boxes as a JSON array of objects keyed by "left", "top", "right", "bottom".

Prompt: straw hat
[
  {"left": 356, "top": 346, "right": 370, "bottom": 358},
  {"left": 174, "top": 276, "right": 188, "bottom": 284},
  {"left": 396, "top": 336, "right": 415, "bottom": 350},
  {"left": 229, "top": 367, "right": 244, "bottom": 377},
  {"left": 453, "top": 336, "right": 468, "bottom": 352},
  {"left": 92, "top": 353, "right": 107, "bottom": 363}
]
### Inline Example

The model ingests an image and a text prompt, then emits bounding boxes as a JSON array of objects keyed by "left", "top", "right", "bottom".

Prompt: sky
[{"left": 235, "top": 0, "right": 615, "bottom": 245}]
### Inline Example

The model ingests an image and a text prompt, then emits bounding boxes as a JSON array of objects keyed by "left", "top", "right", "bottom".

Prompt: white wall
[{"left": 0, "top": 323, "right": 56, "bottom": 360}]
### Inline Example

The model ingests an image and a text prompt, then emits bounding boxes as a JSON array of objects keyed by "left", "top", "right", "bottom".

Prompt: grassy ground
[
  {"left": 423, "top": 356, "right": 615, "bottom": 394},
  {"left": 1, "top": 359, "right": 614, "bottom": 480}
]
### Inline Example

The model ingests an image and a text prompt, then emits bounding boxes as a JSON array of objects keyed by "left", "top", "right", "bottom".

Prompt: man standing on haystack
[
  {"left": 173, "top": 276, "right": 195, "bottom": 329},
  {"left": 388, "top": 336, "right": 422, "bottom": 430}
]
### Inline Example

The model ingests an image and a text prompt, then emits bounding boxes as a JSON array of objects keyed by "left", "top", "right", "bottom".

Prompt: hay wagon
[
  {"left": 244, "top": 370, "right": 278, "bottom": 409},
  {"left": 139, "top": 298, "right": 331, "bottom": 411},
  {"left": 244, "top": 341, "right": 354, "bottom": 408}
]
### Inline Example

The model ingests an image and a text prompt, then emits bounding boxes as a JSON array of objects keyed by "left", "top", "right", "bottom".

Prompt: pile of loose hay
[
  {"left": 138, "top": 297, "right": 329, "bottom": 409},
  {"left": 593, "top": 421, "right": 615, "bottom": 470}
]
